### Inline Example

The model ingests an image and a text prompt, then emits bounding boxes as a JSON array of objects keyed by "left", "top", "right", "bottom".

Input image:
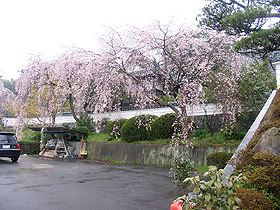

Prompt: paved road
[{"left": 0, "top": 156, "right": 182, "bottom": 210}]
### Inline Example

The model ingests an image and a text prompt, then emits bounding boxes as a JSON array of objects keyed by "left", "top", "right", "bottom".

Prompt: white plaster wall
[{"left": 273, "top": 61, "right": 280, "bottom": 89}]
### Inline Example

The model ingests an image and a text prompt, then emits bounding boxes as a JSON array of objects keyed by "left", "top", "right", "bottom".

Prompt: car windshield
[{"left": 0, "top": 134, "right": 17, "bottom": 144}]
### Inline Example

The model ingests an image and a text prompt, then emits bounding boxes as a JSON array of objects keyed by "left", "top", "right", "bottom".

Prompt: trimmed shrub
[
  {"left": 105, "top": 121, "right": 114, "bottom": 135},
  {"left": 237, "top": 188, "right": 275, "bottom": 210},
  {"left": 233, "top": 152, "right": 280, "bottom": 209},
  {"left": 245, "top": 153, "right": 280, "bottom": 198},
  {"left": 105, "top": 118, "right": 128, "bottom": 138},
  {"left": 120, "top": 114, "right": 157, "bottom": 143},
  {"left": 149, "top": 113, "right": 177, "bottom": 140},
  {"left": 206, "top": 152, "right": 233, "bottom": 169},
  {"left": 20, "top": 142, "right": 40, "bottom": 155}
]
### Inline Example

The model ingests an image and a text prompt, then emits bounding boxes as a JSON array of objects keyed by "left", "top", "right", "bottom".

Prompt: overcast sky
[{"left": 0, "top": 0, "right": 206, "bottom": 80}]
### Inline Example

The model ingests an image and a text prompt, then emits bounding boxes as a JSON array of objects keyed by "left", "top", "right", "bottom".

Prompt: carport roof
[{"left": 29, "top": 127, "right": 87, "bottom": 135}]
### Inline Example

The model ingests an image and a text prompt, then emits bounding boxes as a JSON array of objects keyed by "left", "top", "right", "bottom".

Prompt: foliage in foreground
[
  {"left": 195, "top": 165, "right": 210, "bottom": 175},
  {"left": 173, "top": 166, "right": 246, "bottom": 210}
]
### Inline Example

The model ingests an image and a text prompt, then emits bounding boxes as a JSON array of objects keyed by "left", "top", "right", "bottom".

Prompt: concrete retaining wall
[{"left": 68, "top": 141, "right": 237, "bottom": 168}]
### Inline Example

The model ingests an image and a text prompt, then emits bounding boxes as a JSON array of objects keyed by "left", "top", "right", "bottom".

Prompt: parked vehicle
[{"left": 0, "top": 132, "right": 20, "bottom": 162}]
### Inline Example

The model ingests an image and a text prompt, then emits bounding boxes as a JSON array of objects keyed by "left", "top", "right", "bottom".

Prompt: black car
[{"left": 0, "top": 132, "right": 20, "bottom": 162}]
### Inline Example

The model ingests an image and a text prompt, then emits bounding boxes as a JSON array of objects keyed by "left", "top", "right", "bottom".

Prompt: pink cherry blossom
[{"left": 13, "top": 22, "right": 256, "bottom": 149}]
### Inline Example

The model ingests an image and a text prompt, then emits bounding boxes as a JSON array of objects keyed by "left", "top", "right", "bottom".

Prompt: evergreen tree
[{"left": 197, "top": 0, "right": 280, "bottom": 61}]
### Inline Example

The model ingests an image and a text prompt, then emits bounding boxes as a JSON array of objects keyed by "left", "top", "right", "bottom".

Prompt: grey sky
[{"left": 0, "top": 0, "right": 206, "bottom": 80}]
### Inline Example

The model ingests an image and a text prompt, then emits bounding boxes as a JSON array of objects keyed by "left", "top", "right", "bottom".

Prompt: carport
[{"left": 29, "top": 127, "right": 87, "bottom": 158}]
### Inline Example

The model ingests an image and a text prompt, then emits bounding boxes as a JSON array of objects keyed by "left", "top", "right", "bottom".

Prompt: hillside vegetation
[{"left": 232, "top": 89, "right": 280, "bottom": 209}]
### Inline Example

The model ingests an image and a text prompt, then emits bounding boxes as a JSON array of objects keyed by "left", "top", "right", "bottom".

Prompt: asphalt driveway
[{"left": 0, "top": 155, "right": 182, "bottom": 210}]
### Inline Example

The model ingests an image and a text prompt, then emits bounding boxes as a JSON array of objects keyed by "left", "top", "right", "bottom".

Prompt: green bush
[
  {"left": 105, "top": 118, "right": 128, "bottom": 138},
  {"left": 237, "top": 188, "right": 275, "bottom": 210},
  {"left": 77, "top": 113, "right": 94, "bottom": 131},
  {"left": 206, "top": 152, "right": 233, "bottom": 169},
  {"left": 231, "top": 89, "right": 280, "bottom": 209},
  {"left": 105, "top": 121, "right": 114, "bottom": 134},
  {"left": 149, "top": 113, "right": 177, "bottom": 140},
  {"left": 120, "top": 114, "right": 157, "bottom": 143},
  {"left": 20, "top": 129, "right": 52, "bottom": 143},
  {"left": 33, "top": 132, "right": 42, "bottom": 142},
  {"left": 71, "top": 126, "right": 89, "bottom": 136},
  {"left": 222, "top": 130, "right": 246, "bottom": 140},
  {"left": 241, "top": 153, "right": 280, "bottom": 209},
  {"left": 180, "top": 166, "right": 246, "bottom": 209},
  {"left": 194, "top": 129, "right": 208, "bottom": 138}
]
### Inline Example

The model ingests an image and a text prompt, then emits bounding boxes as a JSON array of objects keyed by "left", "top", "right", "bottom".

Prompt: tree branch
[
  {"left": 155, "top": 98, "right": 179, "bottom": 114},
  {"left": 266, "top": 13, "right": 280, "bottom": 18}
]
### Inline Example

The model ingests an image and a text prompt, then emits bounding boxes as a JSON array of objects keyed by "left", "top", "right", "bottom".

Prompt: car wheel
[{"left": 11, "top": 156, "right": 19, "bottom": 162}]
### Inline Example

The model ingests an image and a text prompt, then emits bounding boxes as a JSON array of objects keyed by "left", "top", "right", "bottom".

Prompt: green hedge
[
  {"left": 149, "top": 113, "right": 177, "bottom": 140},
  {"left": 120, "top": 115, "right": 157, "bottom": 143},
  {"left": 105, "top": 118, "right": 128, "bottom": 138},
  {"left": 206, "top": 152, "right": 233, "bottom": 169}
]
